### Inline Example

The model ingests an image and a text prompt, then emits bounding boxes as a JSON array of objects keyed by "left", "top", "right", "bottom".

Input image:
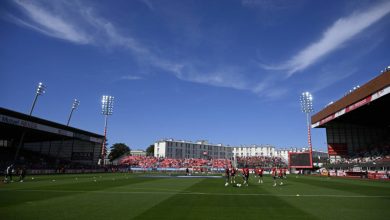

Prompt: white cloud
[
  {"left": 311, "top": 67, "right": 357, "bottom": 93},
  {"left": 6, "top": 0, "right": 284, "bottom": 100},
  {"left": 10, "top": 0, "right": 149, "bottom": 53},
  {"left": 12, "top": 0, "right": 91, "bottom": 44},
  {"left": 177, "top": 69, "right": 250, "bottom": 91},
  {"left": 163, "top": 63, "right": 288, "bottom": 100},
  {"left": 80, "top": 9, "right": 150, "bottom": 55},
  {"left": 262, "top": 1, "right": 390, "bottom": 76},
  {"left": 120, "top": 75, "right": 143, "bottom": 81},
  {"left": 242, "top": 0, "right": 294, "bottom": 11},
  {"left": 138, "top": 0, "right": 155, "bottom": 11}
]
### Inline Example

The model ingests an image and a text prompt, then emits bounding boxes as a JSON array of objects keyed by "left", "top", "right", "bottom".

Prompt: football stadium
[
  {"left": 1, "top": 1, "right": 390, "bottom": 219},
  {"left": 1, "top": 69, "right": 389, "bottom": 220}
]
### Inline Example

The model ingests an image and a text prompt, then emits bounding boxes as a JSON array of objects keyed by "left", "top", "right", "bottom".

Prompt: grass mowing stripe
[
  {"left": 253, "top": 175, "right": 390, "bottom": 220},
  {"left": 1, "top": 175, "right": 204, "bottom": 220},
  {"left": 1, "top": 188, "right": 389, "bottom": 198},
  {"left": 2, "top": 174, "right": 389, "bottom": 220},
  {"left": 1, "top": 173, "right": 140, "bottom": 191},
  {"left": 0, "top": 174, "right": 161, "bottom": 209},
  {"left": 285, "top": 175, "right": 390, "bottom": 196},
  {"left": 133, "top": 178, "right": 317, "bottom": 220}
]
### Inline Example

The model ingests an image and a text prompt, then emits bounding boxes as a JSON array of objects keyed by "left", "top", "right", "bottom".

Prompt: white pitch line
[
  {"left": 130, "top": 187, "right": 192, "bottom": 193},
  {"left": 0, "top": 189, "right": 389, "bottom": 198}
]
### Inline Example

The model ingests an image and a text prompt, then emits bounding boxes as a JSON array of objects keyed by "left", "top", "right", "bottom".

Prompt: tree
[
  {"left": 108, "top": 143, "right": 130, "bottom": 161},
  {"left": 146, "top": 145, "right": 154, "bottom": 156}
]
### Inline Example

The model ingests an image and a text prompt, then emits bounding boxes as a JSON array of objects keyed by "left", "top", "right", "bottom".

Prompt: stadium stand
[
  {"left": 0, "top": 107, "right": 105, "bottom": 174},
  {"left": 236, "top": 156, "right": 287, "bottom": 168},
  {"left": 119, "top": 156, "right": 232, "bottom": 169},
  {"left": 312, "top": 69, "right": 390, "bottom": 179},
  {"left": 119, "top": 155, "right": 287, "bottom": 171}
]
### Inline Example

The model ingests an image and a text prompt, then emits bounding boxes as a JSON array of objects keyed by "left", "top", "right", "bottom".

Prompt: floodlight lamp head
[
  {"left": 300, "top": 91, "right": 314, "bottom": 113},
  {"left": 36, "top": 82, "right": 46, "bottom": 95},
  {"left": 72, "top": 99, "right": 80, "bottom": 109},
  {"left": 101, "top": 95, "right": 114, "bottom": 115}
]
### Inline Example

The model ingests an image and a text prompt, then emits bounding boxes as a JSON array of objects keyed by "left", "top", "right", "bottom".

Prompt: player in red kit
[
  {"left": 257, "top": 167, "right": 264, "bottom": 184},
  {"left": 243, "top": 165, "right": 249, "bottom": 186},
  {"left": 272, "top": 167, "right": 277, "bottom": 187},
  {"left": 278, "top": 168, "right": 284, "bottom": 185},
  {"left": 254, "top": 167, "right": 258, "bottom": 180},
  {"left": 225, "top": 167, "right": 230, "bottom": 186},
  {"left": 230, "top": 167, "right": 236, "bottom": 184}
]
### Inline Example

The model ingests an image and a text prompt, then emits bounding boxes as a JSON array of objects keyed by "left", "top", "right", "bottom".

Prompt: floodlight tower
[
  {"left": 15, "top": 82, "right": 46, "bottom": 161},
  {"left": 67, "top": 99, "right": 80, "bottom": 126},
  {"left": 101, "top": 95, "right": 114, "bottom": 165},
  {"left": 300, "top": 91, "right": 314, "bottom": 166},
  {"left": 29, "top": 82, "right": 46, "bottom": 116}
]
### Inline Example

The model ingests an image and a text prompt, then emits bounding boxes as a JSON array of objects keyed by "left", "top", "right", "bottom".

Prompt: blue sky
[{"left": 1, "top": 0, "right": 389, "bottom": 151}]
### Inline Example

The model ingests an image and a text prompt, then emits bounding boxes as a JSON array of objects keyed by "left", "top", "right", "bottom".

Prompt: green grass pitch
[{"left": 1, "top": 173, "right": 389, "bottom": 219}]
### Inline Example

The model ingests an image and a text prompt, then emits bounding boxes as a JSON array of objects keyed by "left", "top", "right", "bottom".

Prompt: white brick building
[
  {"left": 131, "top": 149, "right": 146, "bottom": 156},
  {"left": 232, "top": 145, "right": 276, "bottom": 157},
  {"left": 154, "top": 139, "right": 233, "bottom": 159},
  {"left": 154, "top": 139, "right": 327, "bottom": 163}
]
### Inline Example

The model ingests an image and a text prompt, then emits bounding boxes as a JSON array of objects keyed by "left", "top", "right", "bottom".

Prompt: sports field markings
[
  {"left": 139, "top": 175, "right": 222, "bottom": 179},
  {"left": 130, "top": 187, "right": 192, "bottom": 193},
  {"left": 1, "top": 189, "right": 389, "bottom": 198}
]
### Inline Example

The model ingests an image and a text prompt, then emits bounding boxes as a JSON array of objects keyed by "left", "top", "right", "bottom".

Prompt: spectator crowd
[
  {"left": 119, "top": 156, "right": 232, "bottom": 169},
  {"left": 330, "top": 143, "right": 390, "bottom": 165},
  {"left": 236, "top": 156, "right": 287, "bottom": 168},
  {"left": 119, "top": 155, "right": 288, "bottom": 169}
]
